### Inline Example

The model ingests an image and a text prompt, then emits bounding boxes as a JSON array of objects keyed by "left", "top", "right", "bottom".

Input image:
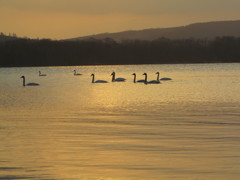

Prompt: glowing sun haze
[{"left": 1, "top": 0, "right": 240, "bottom": 39}]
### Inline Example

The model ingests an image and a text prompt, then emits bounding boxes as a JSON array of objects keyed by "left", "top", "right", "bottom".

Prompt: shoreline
[{"left": 1, "top": 61, "right": 240, "bottom": 68}]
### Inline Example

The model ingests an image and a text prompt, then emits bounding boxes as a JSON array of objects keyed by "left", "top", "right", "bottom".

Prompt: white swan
[
  {"left": 39, "top": 71, "right": 47, "bottom": 76},
  {"left": 142, "top": 73, "right": 160, "bottom": 84},
  {"left": 156, "top": 72, "right": 172, "bottom": 81},
  {"left": 111, "top": 72, "right": 126, "bottom": 82},
  {"left": 91, "top": 74, "right": 108, "bottom": 83},
  {"left": 132, "top": 73, "right": 145, "bottom": 83},
  {"left": 21, "top": 76, "right": 39, "bottom": 86},
  {"left": 73, "top": 70, "right": 82, "bottom": 76}
]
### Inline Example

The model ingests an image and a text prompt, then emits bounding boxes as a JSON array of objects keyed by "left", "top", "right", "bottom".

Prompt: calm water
[{"left": 0, "top": 63, "right": 240, "bottom": 180}]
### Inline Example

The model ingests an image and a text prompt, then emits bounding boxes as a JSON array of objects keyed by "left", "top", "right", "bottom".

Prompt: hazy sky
[{"left": 1, "top": 0, "right": 240, "bottom": 39}]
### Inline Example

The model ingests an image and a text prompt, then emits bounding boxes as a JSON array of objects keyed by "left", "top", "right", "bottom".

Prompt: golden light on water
[{"left": 1, "top": 64, "right": 240, "bottom": 179}]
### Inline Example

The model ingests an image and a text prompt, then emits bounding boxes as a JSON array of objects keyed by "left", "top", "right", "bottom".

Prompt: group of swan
[
  {"left": 20, "top": 71, "right": 171, "bottom": 86},
  {"left": 133, "top": 72, "right": 172, "bottom": 84},
  {"left": 21, "top": 71, "right": 47, "bottom": 86},
  {"left": 91, "top": 71, "right": 126, "bottom": 83},
  {"left": 92, "top": 71, "right": 171, "bottom": 84}
]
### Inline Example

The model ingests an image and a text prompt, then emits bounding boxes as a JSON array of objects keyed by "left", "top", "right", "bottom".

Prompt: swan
[
  {"left": 91, "top": 74, "right": 108, "bottom": 83},
  {"left": 132, "top": 73, "right": 145, "bottom": 83},
  {"left": 142, "top": 73, "right": 160, "bottom": 84},
  {"left": 147, "top": 72, "right": 161, "bottom": 84},
  {"left": 73, "top": 70, "right": 82, "bottom": 76},
  {"left": 20, "top": 76, "right": 39, "bottom": 86},
  {"left": 156, "top": 72, "right": 172, "bottom": 81},
  {"left": 111, "top": 72, "right": 126, "bottom": 82},
  {"left": 39, "top": 71, "right": 47, "bottom": 76}
]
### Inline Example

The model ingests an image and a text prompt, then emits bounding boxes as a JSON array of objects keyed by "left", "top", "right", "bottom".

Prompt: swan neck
[
  {"left": 112, "top": 73, "right": 115, "bottom": 81},
  {"left": 91, "top": 74, "right": 95, "bottom": 83},
  {"left": 133, "top": 74, "right": 136, "bottom": 83},
  {"left": 22, "top": 77, "right": 25, "bottom": 86},
  {"left": 144, "top": 74, "right": 147, "bottom": 83},
  {"left": 157, "top": 73, "right": 159, "bottom": 81}
]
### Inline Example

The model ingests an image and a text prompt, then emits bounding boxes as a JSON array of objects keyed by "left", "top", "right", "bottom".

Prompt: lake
[{"left": 0, "top": 63, "right": 240, "bottom": 180}]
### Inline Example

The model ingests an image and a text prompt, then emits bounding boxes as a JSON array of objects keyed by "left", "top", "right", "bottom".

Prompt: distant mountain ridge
[{"left": 65, "top": 20, "right": 240, "bottom": 42}]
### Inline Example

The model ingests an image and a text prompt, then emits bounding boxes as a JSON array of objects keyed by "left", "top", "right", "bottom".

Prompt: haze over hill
[{"left": 66, "top": 20, "right": 240, "bottom": 42}]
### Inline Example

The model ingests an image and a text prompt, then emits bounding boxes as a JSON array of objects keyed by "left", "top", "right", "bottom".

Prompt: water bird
[
  {"left": 20, "top": 76, "right": 39, "bottom": 86},
  {"left": 156, "top": 72, "right": 172, "bottom": 81},
  {"left": 91, "top": 74, "right": 108, "bottom": 83},
  {"left": 132, "top": 73, "right": 145, "bottom": 83},
  {"left": 142, "top": 73, "right": 160, "bottom": 84},
  {"left": 73, "top": 70, "right": 82, "bottom": 76},
  {"left": 111, "top": 72, "right": 126, "bottom": 82},
  {"left": 39, "top": 71, "right": 47, "bottom": 76}
]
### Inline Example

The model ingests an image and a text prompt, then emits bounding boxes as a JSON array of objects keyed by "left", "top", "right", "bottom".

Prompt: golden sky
[{"left": 1, "top": 0, "right": 240, "bottom": 39}]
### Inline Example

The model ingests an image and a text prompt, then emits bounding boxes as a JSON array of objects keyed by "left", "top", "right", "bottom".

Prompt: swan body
[
  {"left": 39, "top": 71, "right": 47, "bottom": 76},
  {"left": 148, "top": 80, "right": 160, "bottom": 84},
  {"left": 111, "top": 72, "right": 126, "bottom": 82},
  {"left": 21, "top": 76, "right": 39, "bottom": 86},
  {"left": 91, "top": 74, "right": 108, "bottom": 83},
  {"left": 132, "top": 73, "right": 145, "bottom": 83},
  {"left": 156, "top": 72, "right": 172, "bottom": 81},
  {"left": 142, "top": 73, "right": 160, "bottom": 84},
  {"left": 73, "top": 70, "right": 82, "bottom": 76},
  {"left": 160, "top": 77, "right": 172, "bottom": 81}
]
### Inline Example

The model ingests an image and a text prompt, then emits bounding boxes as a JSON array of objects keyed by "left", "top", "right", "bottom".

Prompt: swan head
[
  {"left": 91, "top": 73, "right": 94, "bottom": 76},
  {"left": 111, "top": 72, "right": 115, "bottom": 75},
  {"left": 156, "top": 72, "right": 159, "bottom": 75},
  {"left": 143, "top": 73, "right": 147, "bottom": 76},
  {"left": 132, "top": 73, "right": 136, "bottom": 76},
  {"left": 20, "top": 76, "right": 25, "bottom": 79}
]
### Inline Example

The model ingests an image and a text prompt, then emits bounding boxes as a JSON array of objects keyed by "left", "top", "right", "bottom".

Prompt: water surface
[{"left": 0, "top": 63, "right": 240, "bottom": 179}]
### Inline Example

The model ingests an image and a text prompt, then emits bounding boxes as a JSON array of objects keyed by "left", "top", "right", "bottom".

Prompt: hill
[
  {"left": 1, "top": 36, "right": 240, "bottom": 67},
  {"left": 1, "top": 20, "right": 240, "bottom": 67},
  {"left": 65, "top": 20, "right": 240, "bottom": 42}
]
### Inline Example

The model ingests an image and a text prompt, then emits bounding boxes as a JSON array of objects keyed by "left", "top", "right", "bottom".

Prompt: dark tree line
[{"left": 0, "top": 36, "right": 240, "bottom": 67}]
